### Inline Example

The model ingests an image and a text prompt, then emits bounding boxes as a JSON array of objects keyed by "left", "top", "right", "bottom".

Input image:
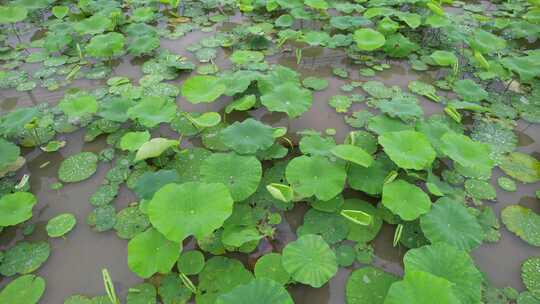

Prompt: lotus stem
[{"left": 102, "top": 269, "right": 120, "bottom": 304}]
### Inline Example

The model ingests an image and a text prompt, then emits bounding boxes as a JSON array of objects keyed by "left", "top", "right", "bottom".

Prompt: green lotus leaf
[
  {"left": 0, "top": 275, "right": 45, "bottom": 304},
  {"left": 297, "top": 209, "right": 349, "bottom": 244},
  {"left": 114, "top": 206, "right": 150, "bottom": 239},
  {"left": 331, "top": 144, "right": 373, "bottom": 167},
  {"left": 501, "top": 205, "right": 540, "bottom": 246},
  {"left": 230, "top": 50, "right": 264, "bottom": 65},
  {"left": 305, "top": 0, "right": 328, "bottom": 10},
  {"left": 440, "top": 131, "right": 494, "bottom": 174},
  {"left": 87, "top": 205, "right": 116, "bottom": 232},
  {"left": 120, "top": 131, "right": 151, "bottom": 152},
  {"left": 286, "top": 155, "right": 346, "bottom": 201},
  {"left": 0, "top": 138, "right": 20, "bottom": 170},
  {"left": 334, "top": 244, "right": 355, "bottom": 267},
  {"left": 430, "top": 50, "right": 457, "bottom": 66},
  {"left": 216, "top": 278, "right": 294, "bottom": 304},
  {"left": 127, "top": 228, "right": 181, "bottom": 278},
  {"left": 464, "top": 179, "right": 496, "bottom": 200},
  {"left": 221, "top": 226, "right": 262, "bottom": 248},
  {"left": 188, "top": 112, "right": 221, "bottom": 128},
  {"left": 378, "top": 96, "right": 423, "bottom": 121},
  {"left": 40, "top": 140, "right": 66, "bottom": 153},
  {"left": 384, "top": 270, "right": 461, "bottom": 304},
  {"left": 382, "top": 179, "right": 431, "bottom": 221},
  {"left": 354, "top": 28, "right": 386, "bottom": 51},
  {"left": 46, "top": 213, "right": 76, "bottom": 238},
  {"left": 51, "top": 5, "right": 69, "bottom": 19},
  {"left": 0, "top": 241, "right": 50, "bottom": 276},
  {"left": 254, "top": 253, "right": 291, "bottom": 285},
  {"left": 90, "top": 184, "right": 118, "bottom": 207},
  {"left": 399, "top": 220, "right": 429, "bottom": 249},
  {"left": 0, "top": 107, "right": 39, "bottom": 137},
  {"left": 329, "top": 95, "right": 352, "bottom": 113},
  {"left": 200, "top": 152, "right": 262, "bottom": 201},
  {"left": 303, "top": 77, "right": 329, "bottom": 91},
  {"left": 348, "top": 154, "right": 396, "bottom": 195},
  {"left": 260, "top": 82, "right": 313, "bottom": 118},
  {"left": 220, "top": 70, "right": 260, "bottom": 96},
  {"left": 383, "top": 33, "right": 419, "bottom": 58},
  {"left": 299, "top": 134, "right": 336, "bottom": 157},
  {"left": 126, "top": 283, "right": 156, "bottom": 304},
  {"left": 282, "top": 234, "right": 337, "bottom": 288},
  {"left": 74, "top": 14, "right": 111, "bottom": 35},
  {"left": 346, "top": 267, "right": 399, "bottom": 304},
  {"left": 59, "top": 95, "right": 98, "bottom": 118},
  {"left": 158, "top": 272, "right": 192, "bottom": 304},
  {"left": 128, "top": 33, "right": 160, "bottom": 57},
  {"left": 379, "top": 130, "right": 436, "bottom": 170},
  {"left": 468, "top": 29, "right": 507, "bottom": 54},
  {"left": 517, "top": 291, "right": 540, "bottom": 304},
  {"left": 452, "top": 79, "right": 488, "bottom": 102},
  {"left": 470, "top": 120, "right": 517, "bottom": 164},
  {"left": 197, "top": 256, "right": 254, "bottom": 303},
  {"left": 362, "top": 81, "right": 394, "bottom": 99},
  {"left": 500, "top": 55, "right": 540, "bottom": 81},
  {"left": 86, "top": 32, "right": 125, "bottom": 58},
  {"left": 0, "top": 192, "right": 36, "bottom": 226},
  {"left": 225, "top": 95, "right": 256, "bottom": 114},
  {"left": 500, "top": 152, "right": 540, "bottom": 183},
  {"left": 131, "top": 7, "right": 155, "bottom": 23},
  {"left": 181, "top": 75, "right": 226, "bottom": 104},
  {"left": 134, "top": 138, "right": 179, "bottom": 162},
  {"left": 172, "top": 148, "right": 211, "bottom": 183},
  {"left": 133, "top": 170, "right": 180, "bottom": 201},
  {"left": 58, "top": 152, "right": 98, "bottom": 183},
  {"left": 522, "top": 256, "right": 540, "bottom": 298},
  {"left": 404, "top": 243, "right": 483, "bottom": 304},
  {"left": 341, "top": 199, "right": 382, "bottom": 243},
  {"left": 220, "top": 118, "right": 275, "bottom": 154},
  {"left": 408, "top": 81, "right": 439, "bottom": 102},
  {"left": 98, "top": 97, "right": 135, "bottom": 123},
  {"left": 177, "top": 250, "right": 205, "bottom": 275},
  {"left": 148, "top": 182, "right": 234, "bottom": 242},
  {"left": 258, "top": 65, "right": 301, "bottom": 94},
  {"left": 0, "top": 6, "right": 27, "bottom": 24},
  {"left": 127, "top": 96, "right": 177, "bottom": 128}
]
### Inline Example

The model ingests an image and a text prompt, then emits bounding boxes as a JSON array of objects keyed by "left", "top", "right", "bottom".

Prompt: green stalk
[{"left": 102, "top": 269, "right": 120, "bottom": 304}]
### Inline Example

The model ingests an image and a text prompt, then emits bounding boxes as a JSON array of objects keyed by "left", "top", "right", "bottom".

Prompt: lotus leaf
[
  {"left": 383, "top": 33, "right": 419, "bottom": 58},
  {"left": 148, "top": 182, "right": 234, "bottom": 242},
  {"left": 453, "top": 79, "right": 488, "bottom": 102},
  {"left": 382, "top": 180, "right": 431, "bottom": 221},
  {"left": 303, "top": 77, "right": 328, "bottom": 91},
  {"left": 260, "top": 83, "right": 313, "bottom": 118},
  {"left": 178, "top": 250, "right": 205, "bottom": 275},
  {"left": 86, "top": 33, "right": 125, "bottom": 58},
  {"left": 52, "top": 5, "right": 69, "bottom": 19},
  {"left": 126, "top": 283, "right": 156, "bottom": 304},
  {"left": 230, "top": 50, "right": 264, "bottom": 65},
  {"left": 297, "top": 209, "right": 349, "bottom": 244},
  {"left": 181, "top": 75, "right": 226, "bottom": 104},
  {"left": 189, "top": 112, "right": 221, "bottom": 128},
  {"left": 468, "top": 30, "right": 507, "bottom": 54},
  {"left": 46, "top": 213, "right": 76, "bottom": 237},
  {"left": 378, "top": 96, "right": 423, "bottom": 121},
  {"left": 282, "top": 234, "right": 337, "bottom": 288},
  {"left": 348, "top": 154, "right": 396, "bottom": 195},
  {"left": 158, "top": 272, "right": 192, "bottom": 304},
  {"left": 127, "top": 96, "right": 177, "bottom": 128},
  {"left": 346, "top": 267, "right": 399, "bottom": 304},
  {"left": 98, "top": 98, "right": 135, "bottom": 123},
  {"left": 0, "top": 274, "right": 44, "bottom": 304},
  {"left": 173, "top": 148, "right": 211, "bottom": 183},
  {"left": 335, "top": 244, "right": 355, "bottom": 267},
  {"left": 470, "top": 121, "right": 517, "bottom": 163},
  {"left": 0, "top": 192, "right": 37, "bottom": 226},
  {"left": 0, "top": 138, "right": 20, "bottom": 170},
  {"left": 114, "top": 206, "right": 150, "bottom": 239},
  {"left": 0, "top": 241, "right": 50, "bottom": 276},
  {"left": 220, "top": 119, "right": 274, "bottom": 154},
  {"left": 500, "top": 55, "right": 540, "bottom": 81},
  {"left": 331, "top": 144, "right": 373, "bottom": 167},
  {"left": 517, "top": 292, "right": 540, "bottom": 304},
  {"left": 299, "top": 134, "right": 336, "bottom": 157},
  {"left": 216, "top": 278, "right": 294, "bottom": 304},
  {"left": 341, "top": 199, "right": 382, "bottom": 243},
  {"left": 501, "top": 205, "right": 540, "bottom": 246},
  {"left": 379, "top": 130, "right": 436, "bottom": 170},
  {"left": 0, "top": 107, "right": 39, "bottom": 137},
  {"left": 87, "top": 205, "right": 116, "bottom": 232},
  {"left": 120, "top": 131, "right": 151, "bottom": 152},
  {"left": 354, "top": 29, "right": 386, "bottom": 51},
  {"left": 500, "top": 152, "right": 540, "bottom": 183},
  {"left": 225, "top": 95, "right": 256, "bottom": 114},
  {"left": 431, "top": 51, "right": 457, "bottom": 66},
  {"left": 90, "top": 184, "right": 118, "bottom": 206},
  {"left": 59, "top": 95, "right": 98, "bottom": 118},
  {"left": 134, "top": 138, "right": 178, "bottom": 162},
  {"left": 74, "top": 15, "right": 111, "bottom": 35},
  {"left": 197, "top": 256, "right": 254, "bottom": 303},
  {"left": 465, "top": 179, "right": 496, "bottom": 200},
  {"left": 385, "top": 270, "right": 461, "bottom": 304},
  {"left": 58, "top": 152, "right": 98, "bottom": 183},
  {"left": 440, "top": 132, "right": 493, "bottom": 174},
  {"left": 362, "top": 81, "right": 394, "bottom": 99},
  {"left": 408, "top": 81, "right": 439, "bottom": 102},
  {"left": 0, "top": 6, "right": 27, "bottom": 24},
  {"left": 254, "top": 253, "right": 291, "bottom": 285},
  {"left": 498, "top": 177, "right": 517, "bottom": 192},
  {"left": 522, "top": 256, "right": 540, "bottom": 298},
  {"left": 127, "top": 228, "right": 180, "bottom": 278}
]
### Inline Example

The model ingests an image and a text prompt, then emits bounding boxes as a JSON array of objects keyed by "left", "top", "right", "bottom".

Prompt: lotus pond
[{"left": 1, "top": 0, "right": 540, "bottom": 303}]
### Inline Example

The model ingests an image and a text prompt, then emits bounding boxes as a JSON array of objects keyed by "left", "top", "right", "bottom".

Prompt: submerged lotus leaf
[
  {"left": 440, "top": 132, "right": 493, "bottom": 173},
  {"left": 216, "top": 278, "right": 294, "bottom": 304},
  {"left": 220, "top": 118, "right": 275, "bottom": 154},
  {"left": 420, "top": 198, "right": 484, "bottom": 251},
  {"left": 46, "top": 213, "right": 76, "bottom": 237},
  {"left": 0, "top": 192, "right": 36, "bottom": 226},
  {"left": 286, "top": 155, "right": 347, "bottom": 201},
  {"left": 178, "top": 250, "right": 205, "bottom": 275},
  {"left": 354, "top": 28, "right": 386, "bottom": 51},
  {"left": 127, "top": 228, "right": 181, "bottom": 278},
  {"left": 127, "top": 96, "right": 177, "bottom": 128},
  {"left": 260, "top": 83, "right": 313, "bottom": 118},
  {"left": 58, "top": 152, "right": 98, "bottom": 183},
  {"left": 346, "top": 267, "right": 399, "bottom": 304},
  {"left": 200, "top": 153, "right": 262, "bottom": 201},
  {"left": 181, "top": 75, "right": 226, "bottom": 104},
  {"left": 404, "top": 243, "right": 483, "bottom": 304},
  {"left": 114, "top": 206, "right": 150, "bottom": 239},
  {"left": 453, "top": 79, "right": 488, "bottom": 102},
  {"left": 120, "top": 131, "right": 151, "bottom": 152},
  {"left": 384, "top": 270, "right": 461, "bottom": 304},
  {"left": 148, "top": 182, "right": 234, "bottom": 242},
  {"left": 0, "top": 138, "right": 20, "bottom": 170},
  {"left": 382, "top": 180, "right": 431, "bottom": 221},
  {"left": 281, "top": 234, "right": 338, "bottom": 288},
  {"left": 522, "top": 256, "right": 540, "bottom": 298},
  {"left": 379, "top": 130, "right": 436, "bottom": 170},
  {"left": 0, "top": 274, "right": 45, "bottom": 304},
  {"left": 134, "top": 138, "right": 179, "bottom": 162},
  {"left": 0, "top": 241, "right": 50, "bottom": 276},
  {"left": 0, "top": 6, "right": 27, "bottom": 24},
  {"left": 74, "top": 15, "right": 111, "bottom": 35},
  {"left": 197, "top": 256, "right": 254, "bottom": 303},
  {"left": 331, "top": 144, "right": 373, "bottom": 167},
  {"left": 254, "top": 253, "right": 291, "bottom": 285},
  {"left": 501, "top": 205, "right": 540, "bottom": 246},
  {"left": 59, "top": 95, "right": 98, "bottom": 118},
  {"left": 500, "top": 152, "right": 540, "bottom": 183},
  {"left": 86, "top": 32, "right": 125, "bottom": 58}
]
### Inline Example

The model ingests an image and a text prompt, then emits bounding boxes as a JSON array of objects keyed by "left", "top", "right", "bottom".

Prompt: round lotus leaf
[
  {"left": 297, "top": 209, "right": 349, "bottom": 244},
  {"left": 197, "top": 256, "right": 254, "bottom": 303},
  {"left": 177, "top": 250, "right": 205, "bottom": 275},
  {"left": 286, "top": 155, "right": 347, "bottom": 201},
  {"left": 464, "top": 179, "right": 497, "bottom": 200},
  {"left": 59, "top": 95, "right": 98, "bottom": 118},
  {"left": 86, "top": 32, "right": 125, "bottom": 58},
  {"left": 126, "top": 283, "right": 156, "bottom": 304},
  {"left": 128, "top": 228, "right": 181, "bottom": 278},
  {"left": 0, "top": 274, "right": 44, "bottom": 304},
  {"left": 299, "top": 134, "right": 336, "bottom": 157},
  {"left": 517, "top": 292, "right": 540, "bottom": 304},
  {"left": 216, "top": 278, "right": 293, "bottom": 304},
  {"left": 468, "top": 29, "right": 507, "bottom": 54},
  {"left": 173, "top": 148, "right": 212, "bottom": 183},
  {"left": 335, "top": 244, "right": 356, "bottom": 267},
  {"left": 58, "top": 152, "right": 98, "bottom": 183},
  {"left": 348, "top": 154, "right": 396, "bottom": 195},
  {"left": 354, "top": 28, "right": 386, "bottom": 51},
  {"left": 379, "top": 130, "right": 436, "bottom": 170},
  {"left": 0, "top": 107, "right": 39, "bottom": 137},
  {"left": 382, "top": 179, "right": 431, "bottom": 221},
  {"left": 260, "top": 82, "right": 313, "bottom": 118},
  {"left": 331, "top": 144, "right": 373, "bottom": 167},
  {"left": 46, "top": 213, "right": 76, "bottom": 238},
  {"left": 497, "top": 176, "right": 517, "bottom": 192},
  {"left": 281, "top": 234, "right": 337, "bottom": 288},
  {"left": 74, "top": 14, "right": 111, "bottom": 35},
  {"left": 219, "top": 118, "right": 275, "bottom": 154},
  {"left": 0, "top": 192, "right": 37, "bottom": 226},
  {"left": 430, "top": 50, "right": 457, "bottom": 66},
  {"left": 133, "top": 170, "right": 180, "bottom": 201},
  {"left": 64, "top": 295, "right": 92, "bottom": 304},
  {"left": 346, "top": 267, "right": 399, "bottom": 304},
  {"left": 127, "top": 96, "right": 177, "bottom": 128},
  {"left": 200, "top": 152, "right": 262, "bottom": 202},
  {"left": 120, "top": 131, "right": 151, "bottom": 152},
  {"left": 440, "top": 131, "right": 494, "bottom": 174},
  {"left": 522, "top": 256, "right": 540, "bottom": 298},
  {"left": 134, "top": 138, "right": 179, "bottom": 162},
  {"left": 148, "top": 182, "right": 234, "bottom": 242},
  {"left": 452, "top": 79, "right": 488, "bottom": 102},
  {"left": 181, "top": 75, "right": 226, "bottom": 104},
  {"left": 502, "top": 205, "right": 540, "bottom": 246},
  {"left": 385, "top": 270, "right": 461, "bottom": 304},
  {"left": 404, "top": 243, "right": 483, "bottom": 304},
  {"left": 0, "top": 138, "right": 20, "bottom": 170},
  {"left": 0, "top": 5, "right": 28, "bottom": 24},
  {"left": 114, "top": 206, "right": 150, "bottom": 239},
  {"left": 158, "top": 272, "right": 192, "bottom": 304},
  {"left": 225, "top": 95, "right": 256, "bottom": 114},
  {"left": 500, "top": 152, "right": 540, "bottom": 183},
  {"left": 400, "top": 220, "right": 429, "bottom": 249},
  {"left": 230, "top": 50, "right": 264, "bottom": 65},
  {"left": 254, "top": 253, "right": 290, "bottom": 285},
  {"left": 303, "top": 77, "right": 328, "bottom": 91},
  {"left": 98, "top": 97, "right": 135, "bottom": 123},
  {"left": 0, "top": 241, "right": 50, "bottom": 276},
  {"left": 342, "top": 199, "right": 382, "bottom": 243}
]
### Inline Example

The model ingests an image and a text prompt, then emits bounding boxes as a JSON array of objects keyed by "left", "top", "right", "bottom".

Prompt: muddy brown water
[{"left": 1, "top": 17, "right": 540, "bottom": 304}]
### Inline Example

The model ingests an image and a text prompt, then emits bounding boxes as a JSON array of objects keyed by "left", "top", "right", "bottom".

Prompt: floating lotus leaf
[
  {"left": 404, "top": 243, "right": 483, "bottom": 304},
  {"left": 181, "top": 75, "right": 226, "bottom": 104},
  {"left": 120, "top": 131, "right": 151, "bottom": 152},
  {"left": 114, "top": 206, "right": 150, "bottom": 239},
  {"left": 221, "top": 226, "right": 262, "bottom": 247},
  {"left": 382, "top": 179, "right": 431, "bottom": 221},
  {"left": 74, "top": 15, "right": 111, "bottom": 35},
  {"left": 342, "top": 199, "right": 382, "bottom": 243},
  {"left": 216, "top": 278, "right": 294, "bottom": 304},
  {"left": 385, "top": 270, "right": 461, "bottom": 304},
  {"left": 299, "top": 134, "right": 336, "bottom": 157},
  {"left": 189, "top": 112, "right": 221, "bottom": 128},
  {"left": 158, "top": 272, "right": 192, "bottom": 304},
  {"left": 379, "top": 130, "right": 436, "bottom": 170},
  {"left": 452, "top": 79, "right": 488, "bottom": 102},
  {"left": 90, "top": 184, "right": 118, "bottom": 207},
  {"left": 126, "top": 283, "right": 156, "bottom": 304},
  {"left": 254, "top": 253, "right": 291, "bottom": 285},
  {"left": 430, "top": 50, "right": 457, "bottom": 66},
  {"left": 440, "top": 131, "right": 493, "bottom": 173},
  {"left": 0, "top": 274, "right": 44, "bottom": 304},
  {"left": 173, "top": 148, "right": 212, "bottom": 183},
  {"left": 522, "top": 256, "right": 540, "bottom": 298},
  {"left": 178, "top": 250, "right": 205, "bottom": 275},
  {"left": 133, "top": 170, "right": 180, "bottom": 200},
  {"left": 470, "top": 120, "right": 517, "bottom": 163},
  {"left": 230, "top": 50, "right": 264, "bottom": 65},
  {"left": 500, "top": 55, "right": 540, "bottom": 81},
  {"left": 260, "top": 83, "right": 313, "bottom": 118},
  {"left": 378, "top": 96, "right": 423, "bottom": 121},
  {"left": 0, "top": 192, "right": 37, "bottom": 226},
  {"left": 468, "top": 29, "right": 507, "bottom": 54},
  {"left": 335, "top": 244, "right": 355, "bottom": 267},
  {"left": 517, "top": 291, "right": 540, "bottom": 304},
  {"left": 58, "top": 152, "right": 98, "bottom": 183},
  {"left": 59, "top": 95, "right": 98, "bottom": 118},
  {"left": 0, "top": 241, "right": 50, "bottom": 276},
  {"left": 87, "top": 205, "right": 116, "bottom": 232},
  {"left": 86, "top": 32, "right": 125, "bottom": 58},
  {"left": 46, "top": 213, "right": 76, "bottom": 237},
  {"left": 348, "top": 154, "right": 396, "bottom": 195},
  {"left": 282, "top": 234, "right": 337, "bottom": 288},
  {"left": 501, "top": 205, "right": 540, "bottom": 246},
  {"left": 98, "top": 97, "right": 135, "bottom": 123},
  {"left": 0, "top": 138, "right": 20, "bottom": 170},
  {"left": 225, "top": 95, "right": 256, "bottom": 114},
  {"left": 0, "top": 6, "right": 27, "bottom": 24},
  {"left": 346, "top": 267, "right": 398, "bottom": 304},
  {"left": 200, "top": 153, "right": 262, "bottom": 201},
  {"left": 286, "top": 155, "right": 346, "bottom": 201},
  {"left": 383, "top": 33, "right": 419, "bottom": 58},
  {"left": 354, "top": 28, "right": 386, "bottom": 51},
  {"left": 297, "top": 209, "right": 349, "bottom": 244},
  {"left": 500, "top": 152, "right": 540, "bottom": 183},
  {"left": 127, "top": 96, "right": 177, "bottom": 128},
  {"left": 134, "top": 138, "right": 179, "bottom": 162},
  {"left": 127, "top": 228, "right": 181, "bottom": 278},
  {"left": 51, "top": 5, "right": 69, "bottom": 19},
  {"left": 148, "top": 182, "right": 234, "bottom": 242},
  {"left": 362, "top": 81, "right": 394, "bottom": 99},
  {"left": 0, "top": 107, "right": 39, "bottom": 137},
  {"left": 464, "top": 179, "right": 496, "bottom": 200},
  {"left": 220, "top": 119, "right": 275, "bottom": 154},
  {"left": 197, "top": 256, "right": 254, "bottom": 303},
  {"left": 303, "top": 77, "right": 329, "bottom": 91}
]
